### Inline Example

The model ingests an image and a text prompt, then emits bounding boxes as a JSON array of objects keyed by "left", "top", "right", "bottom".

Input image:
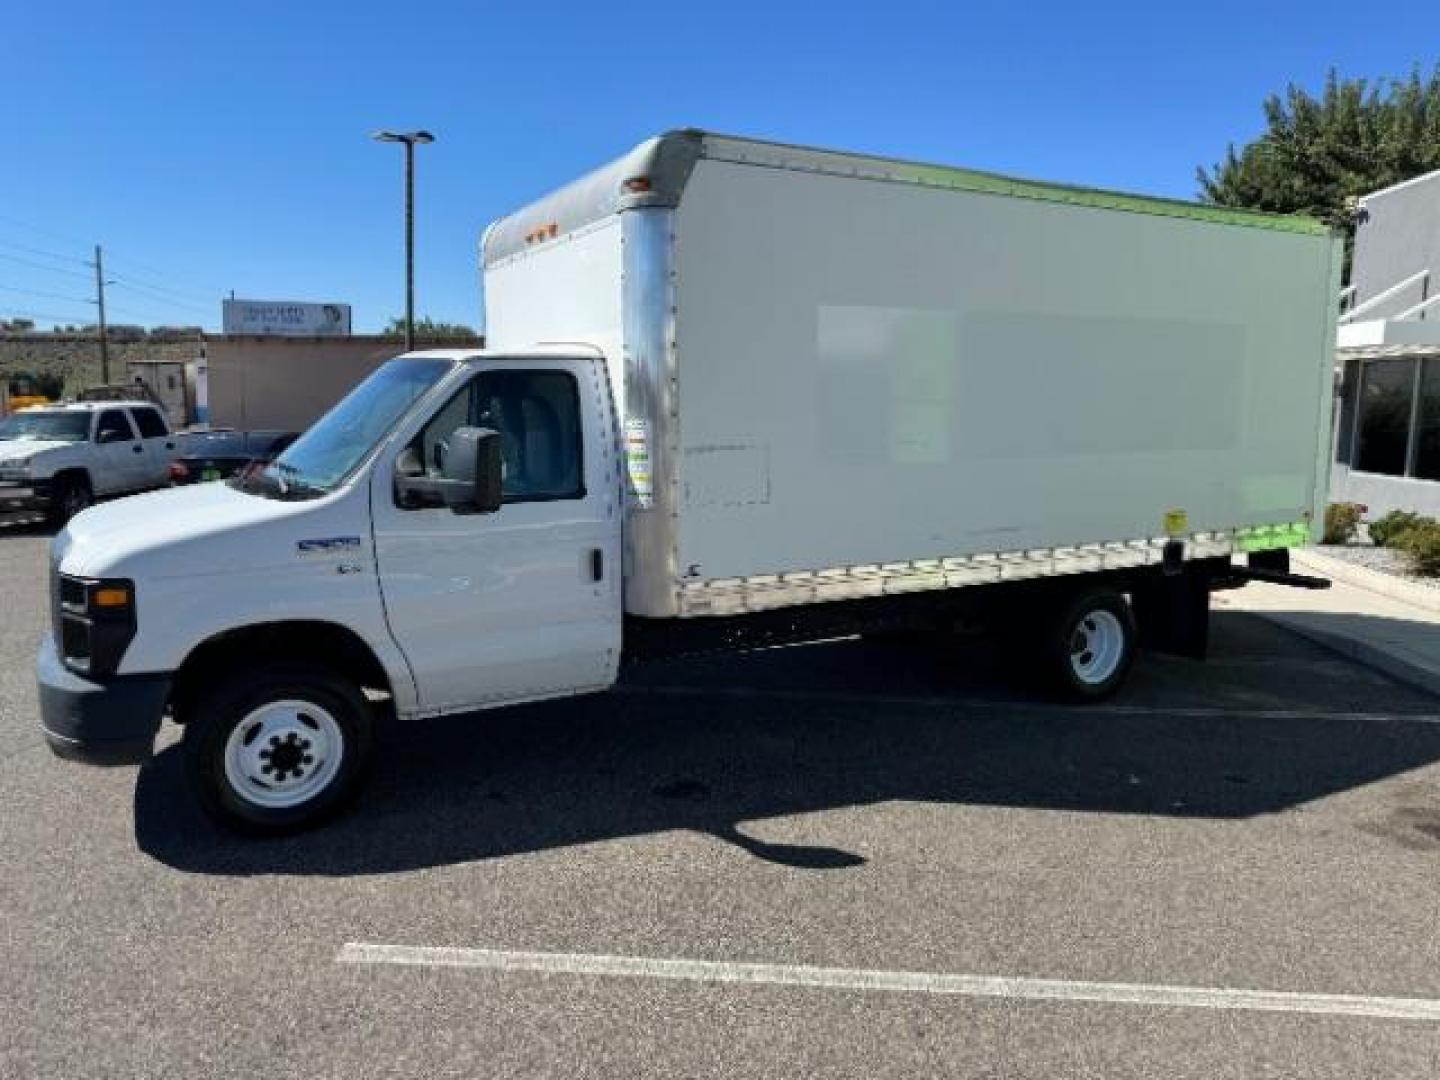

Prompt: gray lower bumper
[
  {"left": 37, "top": 637, "right": 170, "bottom": 766},
  {"left": 0, "top": 479, "right": 51, "bottom": 512}
]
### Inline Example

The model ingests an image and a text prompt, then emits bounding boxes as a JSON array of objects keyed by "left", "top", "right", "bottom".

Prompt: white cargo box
[{"left": 483, "top": 131, "right": 1340, "bottom": 618}]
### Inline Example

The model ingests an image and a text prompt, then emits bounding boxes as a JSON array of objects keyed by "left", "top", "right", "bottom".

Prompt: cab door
[
  {"left": 128, "top": 406, "right": 177, "bottom": 488},
  {"left": 369, "top": 357, "right": 622, "bottom": 712},
  {"left": 91, "top": 408, "right": 144, "bottom": 494}
]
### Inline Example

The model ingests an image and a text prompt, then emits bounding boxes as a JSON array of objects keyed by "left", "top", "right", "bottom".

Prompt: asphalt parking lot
[{"left": 4, "top": 520, "right": 1440, "bottom": 1078}]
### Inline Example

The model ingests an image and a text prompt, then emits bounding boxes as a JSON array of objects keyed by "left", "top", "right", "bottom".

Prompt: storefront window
[
  {"left": 1414, "top": 358, "right": 1440, "bottom": 480},
  {"left": 1355, "top": 359, "right": 1415, "bottom": 476}
]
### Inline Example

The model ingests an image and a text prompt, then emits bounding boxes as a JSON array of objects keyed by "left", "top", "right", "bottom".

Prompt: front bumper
[
  {"left": 37, "top": 636, "right": 170, "bottom": 766},
  {"left": 0, "top": 479, "right": 51, "bottom": 512}
]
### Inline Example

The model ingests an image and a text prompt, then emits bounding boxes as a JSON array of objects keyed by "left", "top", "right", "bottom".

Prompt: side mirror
[
  {"left": 394, "top": 426, "right": 504, "bottom": 513},
  {"left": 452, "top": 426, "right": 504, "bottom": 513}
]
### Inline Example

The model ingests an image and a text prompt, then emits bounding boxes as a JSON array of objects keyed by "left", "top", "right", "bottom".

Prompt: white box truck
[{"left": 37, "top": 131, "right": 1340, "bottom": 833}]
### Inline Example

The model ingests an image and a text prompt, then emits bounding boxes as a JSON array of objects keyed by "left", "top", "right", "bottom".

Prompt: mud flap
[{"left": 1132, "top": 569, "right": 1211, "bottom": 661}]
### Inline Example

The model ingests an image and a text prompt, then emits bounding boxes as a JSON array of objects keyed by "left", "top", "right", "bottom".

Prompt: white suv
[{"left": 0, "top": 401, "right": 178, "bottom": 523}]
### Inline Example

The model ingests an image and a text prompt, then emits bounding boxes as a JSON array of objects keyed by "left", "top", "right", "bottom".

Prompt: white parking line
[
  {"left": 615, "top": 684, "right": 1440, "bottom": 725},
  {"left": 337, "top": 944, "right": 1440, "bottom": 1022}
]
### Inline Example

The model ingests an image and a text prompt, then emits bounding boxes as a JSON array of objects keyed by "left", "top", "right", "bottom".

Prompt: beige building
[
  {"left": 1, "top": 330, "right": 482, "bottom": 431},
  {"left": 206, "top": 334, "right": 480, "bottom": 431}
]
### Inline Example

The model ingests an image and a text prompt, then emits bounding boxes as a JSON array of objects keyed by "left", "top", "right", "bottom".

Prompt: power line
[
  {"left": 0, "top": 212, "right": 91, "bottom": 250},
  {"left": 1, "top": 303, "right": 200, "bottom": 329},
  {"left": 0, "top": 251, "right": 94, "bottom": 281},
  {"left": 3, "top": 232, "right": 220, "bottom": 304},
  {"left": 104, "top": 290, "right": 211, "bottom": 321},
  {"left": 114, "top": 278, "right": 217, "bottom": 309},
  {"left": 105, "top": 258, "right": 220, "bottom": 303},
  {"left": 0, "top": 283, "right": 95, "bottom": 305},
  {"left": 0, "top": 238, "right": 90, "bottom": 268},
  {"left": 111, "top": 273, "right": 216, "bottom": 306},
  {"left": 109, "top": 279, "right": 213, "bottom": 315},
  {"left": 0, "top": 227, "right": 220, "bottom": 328},
  {"left": 0, "top": 283, "right": 209, "bottom": 324},
  {"left": 2, "top": 206, "right": 227, "bottom": 292}
]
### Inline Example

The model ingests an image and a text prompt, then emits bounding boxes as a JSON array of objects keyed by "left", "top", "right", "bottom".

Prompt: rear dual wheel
[{"left": 1041, "top": 588, "right": 1136, "bottom": 701}]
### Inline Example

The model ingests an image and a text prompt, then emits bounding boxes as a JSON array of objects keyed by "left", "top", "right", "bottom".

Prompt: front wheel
[
  {"left": 1042, "top": 589, "right": 1136, "bottom": 701},
  {"left": 182, "top": 662, "right": 375, "bottom": 834},
  {"left": 48, "top": 474, "right": 93, "bottom": 526}
]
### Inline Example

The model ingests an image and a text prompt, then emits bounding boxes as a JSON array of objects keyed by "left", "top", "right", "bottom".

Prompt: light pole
[{"left": 371, "top": 129, "right": 435, "bottom": 351}]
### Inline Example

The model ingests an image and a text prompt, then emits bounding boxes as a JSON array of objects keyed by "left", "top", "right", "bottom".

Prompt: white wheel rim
[
  {"left": 1069, "top": 609, "right": 1126, "bottom": 686},
  {"left": 222, "top": 699, "right": 344, "bottom": 810}
]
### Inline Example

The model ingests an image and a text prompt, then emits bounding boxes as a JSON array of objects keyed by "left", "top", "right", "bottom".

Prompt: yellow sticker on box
[{"left": 1162, "top": 509, "right": 1188, "bottom": 536}]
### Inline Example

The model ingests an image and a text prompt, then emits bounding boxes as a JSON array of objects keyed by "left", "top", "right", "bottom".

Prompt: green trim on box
[
  {"left": 892, "top": 162, "right": 1331, "bottom": 236},
  {"left": 700, "top": 132, "right": 1332, "bottom": 236},
  {"left": 1235, "top": 522, "right": 1312, "bottom": 552}
]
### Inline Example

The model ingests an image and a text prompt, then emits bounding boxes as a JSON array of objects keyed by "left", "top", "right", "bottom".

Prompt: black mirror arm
[
  {"left": 394, "top": 474, "right": 478, "bottom": 510},
  {"left": 392, "top": 425, "right": 504, "bottom": 514}
]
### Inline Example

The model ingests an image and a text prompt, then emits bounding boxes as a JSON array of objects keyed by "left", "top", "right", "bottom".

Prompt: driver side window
[
  {"left": 406, "top": 369, "right": 584, "bottom": 504},
  {"left": 95, "top": 410, "right": 133, "bottom": 443}
]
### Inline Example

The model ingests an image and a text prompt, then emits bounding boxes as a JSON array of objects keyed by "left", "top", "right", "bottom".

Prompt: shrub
[
  {"left": 1395, "top": 520, "right": 1440, "bottom": 577},
  {"left": 1323, "top": 502, "right": 1365, "bottom": 545},
  {"left": 1369, "top": 509, "right": 1431, "bottom": 547}
]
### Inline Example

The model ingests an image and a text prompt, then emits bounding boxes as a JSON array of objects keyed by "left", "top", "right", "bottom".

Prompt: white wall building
[{"left": 1331, "top": 168, "right": 1440, "bottom": 515}]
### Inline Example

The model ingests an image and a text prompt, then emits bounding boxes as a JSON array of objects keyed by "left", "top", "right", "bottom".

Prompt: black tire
[
  {"left": 48, "top": 473, "right": 93, "bottom": 526},
  {"left": 1041, "top": 588, "right": 1136, "bottom": 702},
  {"left": 182, "top": 661, "right": 375, "bottom": 835}
]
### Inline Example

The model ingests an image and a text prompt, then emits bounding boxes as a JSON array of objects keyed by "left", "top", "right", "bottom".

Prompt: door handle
[
  {"left": 132, "top": 445, "right": 143, "bottom": 453},
  {"left": 589, "top": 548, "right": 604, "bottom": 582},
  {"left": 165, "top": 442, "right": 174, "bottom": 450}
]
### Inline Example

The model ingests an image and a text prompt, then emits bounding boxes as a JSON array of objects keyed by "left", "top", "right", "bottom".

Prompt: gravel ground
[{"left": 1317, "top": 543, "right": 1440, "bottom": 591}]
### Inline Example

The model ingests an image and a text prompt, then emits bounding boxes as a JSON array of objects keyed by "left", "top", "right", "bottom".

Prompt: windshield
[
  {"left": 0, "top": 411, "right": 89, "bottom": 443},
  {"left": 234, "top": 358, "right": 453, "bottom": 500}
]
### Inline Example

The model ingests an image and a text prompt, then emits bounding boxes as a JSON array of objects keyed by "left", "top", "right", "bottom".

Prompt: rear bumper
[{"left": 36, "top": 637, "right": 170, "bottom": 766}]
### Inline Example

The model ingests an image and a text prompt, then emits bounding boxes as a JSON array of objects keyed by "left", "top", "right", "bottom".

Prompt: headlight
[
  {"left": 56, "top": 575, "right": 137, "bottom": 676},
  {"left": 0, "top": 462, "right": 31, "bottom": 481}
]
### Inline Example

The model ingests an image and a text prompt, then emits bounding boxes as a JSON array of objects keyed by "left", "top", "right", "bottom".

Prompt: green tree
[
  {"left": 382, "top": 316, "right": 479, "bottom": 340},
  {"left": 1198, "top": 67, "right": 1440, "bottom": 260}
]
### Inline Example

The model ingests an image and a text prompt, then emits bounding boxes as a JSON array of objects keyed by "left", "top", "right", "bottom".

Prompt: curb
[
  {"left": 1254, "top": 610, "right": 1440, "bottom": 699},
  {"left": 1293, "top": 548, "right": 1440, "bottom": 617}
]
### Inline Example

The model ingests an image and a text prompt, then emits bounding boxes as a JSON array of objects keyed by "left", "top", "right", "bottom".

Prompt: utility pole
[{"left": 91, "top": 245, "right": 110, "bottom": 383}]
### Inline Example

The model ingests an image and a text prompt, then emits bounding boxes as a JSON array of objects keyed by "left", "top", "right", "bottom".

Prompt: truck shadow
[{"left": 134, "top": 612, "right": 1440, "bottom": 877}]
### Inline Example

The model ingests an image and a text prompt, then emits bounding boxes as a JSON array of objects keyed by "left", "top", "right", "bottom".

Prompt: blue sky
[{"left": 2, "top": 1, "right": 1432, "bottom": 333}]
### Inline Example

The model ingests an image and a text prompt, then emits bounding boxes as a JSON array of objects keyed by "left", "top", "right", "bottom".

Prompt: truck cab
[
  {"left": 38, "top": 350, "right": 621, "bottom": 832},
  {"left": 0, "top": 400, "right": 177, "bottom": 523}
]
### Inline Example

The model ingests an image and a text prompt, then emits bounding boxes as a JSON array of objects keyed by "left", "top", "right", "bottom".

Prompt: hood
[
  {"left": 54, "top": 481, "right": 368, "bottom": 580},
  {"left": 0, "top": 440, "right": 70, "bottom": 465}
]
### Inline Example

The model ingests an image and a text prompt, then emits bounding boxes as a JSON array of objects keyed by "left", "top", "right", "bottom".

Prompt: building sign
[{"left": 222, "top": 299, "right": 352, "bottom": 337}]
